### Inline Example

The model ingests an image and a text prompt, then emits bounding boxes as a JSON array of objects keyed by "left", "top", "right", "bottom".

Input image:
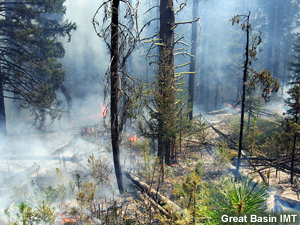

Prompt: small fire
[
  {"left": 86, "top": 113, "right": 102, "bottom": 120},
  {"left": 224, "top": 103, "right": 241, "bottom": 111},
  {"left": 100, "top": 102, "right": 107, "bottom": 117},
  {"left": 59, "top": 214, "right": 77, "bottom": 224},
  {"left": 127, "top": 134, "right": 140, "bottom": 143},
  {"left": 84, "top": 102, "right": 108, "bottom": 122},
  {"left": 224, "top": 102, "right": 234, "bottom": 108}
]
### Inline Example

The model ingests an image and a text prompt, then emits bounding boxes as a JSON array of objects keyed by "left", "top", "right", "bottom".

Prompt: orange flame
[
  {"left": 83, "top": 102, "right": 107, "bottom": 122},
  {"left": 224, "top": 103, "right": 241, "bottom": 111},
  {"left": 127, "top": 134, "right": 139, "bottom": 143},
  {"left": 100, "top": 102, "right": 107, "bottom": 117},
  {"left": 59, "top": 215, "right": 77, "bottom": 224},
  {"left": 224, "top": 102, "right": 234, "bottom": 108}
]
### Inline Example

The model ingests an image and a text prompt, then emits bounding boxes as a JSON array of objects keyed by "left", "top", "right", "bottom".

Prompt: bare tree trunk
[
  {"left": 291, "top": 114, "right": 298, "bottom": 184},
  {"left": 188, "top": 0, "right": 199, "bottom": 120},
  {"left": 235, "top": 12, "right": 250, "bottom": 180},
  {"left": 0, "top": 74, "right": 7, "bottom": 137},
  {"left": 111, "top": 0, "right": 125, "bottom": 194},
  {"left": 60, "top": 82, "right": 72, "bottom": 106}
]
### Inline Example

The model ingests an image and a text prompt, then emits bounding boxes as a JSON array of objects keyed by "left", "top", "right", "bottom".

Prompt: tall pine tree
[{"left": 0, "top": 0, "right": 76, "bottom": 133}]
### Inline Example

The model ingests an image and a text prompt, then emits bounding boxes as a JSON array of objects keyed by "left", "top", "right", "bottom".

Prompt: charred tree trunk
[
  {"left": 158, "top": 0, "right": 176, "bottom": 168},
  {"left": 235, "top": 12, "right": 250, "bottom": 180},
  {"left": 291, "top": 114, "right": 298, "bottom": 185},
  {"left": 188, "top": 0, "right": 199, "bottom": 120},
  {"left": 111, "top": 0, "right": 125, "bottom": 194},
  {"left": 214, "top": 80, "right": 220, "bottom": 109},
  {"left": 60, "top": 82, "right": 72, "bottom": 106},
  {"left": 0, "top": 74, "right": 7, "bottom": 137}
]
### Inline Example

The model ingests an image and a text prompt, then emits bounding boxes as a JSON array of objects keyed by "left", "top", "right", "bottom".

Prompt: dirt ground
[{"left": 201, "top": 111, "right": 300, "bottom": 213}]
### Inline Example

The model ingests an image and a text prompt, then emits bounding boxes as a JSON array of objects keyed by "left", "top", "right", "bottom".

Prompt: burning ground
[{"left": 0, "top": 103, "right": 300, "bottom": 224}]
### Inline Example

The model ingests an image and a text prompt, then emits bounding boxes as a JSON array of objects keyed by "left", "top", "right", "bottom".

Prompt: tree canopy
[{"left": 0, "top": 0, "right": 76, "bottom": 131}]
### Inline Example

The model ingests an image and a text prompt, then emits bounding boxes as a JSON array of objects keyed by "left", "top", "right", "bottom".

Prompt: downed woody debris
[
  {"left": 238, "top": 152, "right": 300, "bottom": 175},
  {"left": 241, "top": 150, "right": 267, "bottom": 184},
  {"left": 254, "top": 158, "right": 300, "bottom": 175},
  {"left": 124, "top": 168, "right": 184, "bottom": 217},
  {"left": 204, "top": 119, "right": 237, "bottom": 145},
  {"left": 254, "top": 158, "right": 293, "bottom": 173},
  {"left": 52, "top": 139, "right": 74, "bottom": 155}
]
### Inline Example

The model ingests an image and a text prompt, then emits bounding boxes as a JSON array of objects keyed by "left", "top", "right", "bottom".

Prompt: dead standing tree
[
  {"left": 231, "top": 12, "right": 279, "bottom": 180},
  {"left": 93, "top": 0, "right": 141, "bottom": 194},
  {"left": 110, "top": 0, "right": 124, "bottom": 194},
  {"left": 188, "top": 0, "right": 200, "bottom": 121}
]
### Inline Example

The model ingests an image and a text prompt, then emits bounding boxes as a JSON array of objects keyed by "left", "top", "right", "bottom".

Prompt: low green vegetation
[
  {"left": 227, "top": 114, "right": 284, "bottom": 157},
  {"left": 200, "top": 176, "right": 269, "bottom": 225}
]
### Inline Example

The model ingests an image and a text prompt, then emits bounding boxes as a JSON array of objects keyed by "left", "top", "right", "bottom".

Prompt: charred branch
[{"left": 241, "top": 150, "right": 267, "bottom": 183}]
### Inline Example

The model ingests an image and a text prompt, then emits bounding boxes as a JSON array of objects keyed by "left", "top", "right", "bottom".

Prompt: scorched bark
[{"left": 111, "top": 0, "right": 125, "bottom": 194}]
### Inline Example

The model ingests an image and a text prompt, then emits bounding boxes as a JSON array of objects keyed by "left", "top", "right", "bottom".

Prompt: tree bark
[
  {"left": 157, "top": 0, "right": 176, "bottom": 167},
  {"left": 291, "top": 114, "right": 298, "bottom": 184},
  {"left": 0, "top": 73, "right": 7, "bottom": 137},
  {"left": 111, "top": 0, "right": 125, "bottom": 194},
  {"left": 235, "top": 12, "right": 250, "bottom": 180},
  {"left": 60, "top": 82, "right": 72, "bottom": 105},
  {"left": 188, "top": 0, "right": 199, "bottom": 120},
  {"left": 124, "top": 168, "right": 183, "bottom": 215}
]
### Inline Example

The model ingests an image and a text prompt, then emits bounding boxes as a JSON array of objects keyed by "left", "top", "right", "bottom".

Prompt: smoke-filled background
[
  {"left": 1, "top": 0, "right": 299, "bottom": 222},
  {"left": 4, "top": 0, "right": 295, "bottom": 131}
]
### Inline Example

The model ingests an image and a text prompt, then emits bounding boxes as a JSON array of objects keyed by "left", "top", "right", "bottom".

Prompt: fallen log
[
  {"left": 252, "top": 158, "right": 300, "bottom": 175},
  {"left": 278, "top": 161, "right": 300, "bottom": 175},
  {"left": 241, "top": 151, "right": 267, "bottom": 183},
  {"left": 52, "top": 139, "right": 74, "bottom": 155},
  {"left": 124, "top": 168, "right": 184, "bottom": 217},
  {"left": 254, "top": 158, "right": 292, "bottom": 173},
  {"left": 204, "top": 119, "right": 237, "bottom": 145}
]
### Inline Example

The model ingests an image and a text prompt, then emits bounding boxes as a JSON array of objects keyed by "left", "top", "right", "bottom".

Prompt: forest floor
[
  {"left": 132, "top": 109, "right": 300, "bottom": 217},
  {"left": 1, "top": 108, "right": 300, "bottom": 224}
]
